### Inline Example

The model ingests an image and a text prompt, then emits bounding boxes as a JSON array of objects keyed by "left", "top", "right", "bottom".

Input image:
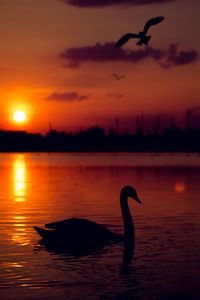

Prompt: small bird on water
[{"left": 115, "top": 16, "right": 165, "bottom": 48}]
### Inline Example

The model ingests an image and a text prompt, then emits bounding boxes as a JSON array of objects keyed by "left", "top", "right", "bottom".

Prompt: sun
[{"left": 13, "top": 110, "right": 27, "bottom": 123}]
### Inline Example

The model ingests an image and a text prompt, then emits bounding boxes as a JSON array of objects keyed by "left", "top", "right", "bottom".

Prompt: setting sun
[{"left": 13, "top": 110, "right": 27, "bottom": 123}]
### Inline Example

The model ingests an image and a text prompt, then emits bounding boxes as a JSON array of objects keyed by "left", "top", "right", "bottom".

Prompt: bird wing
[
  {"left": 115, "top": 33, "right": 139, "bottom": 48},
  {"left": 143, "top": 16, "right": 164, "bottom": 35},
  {"left": 113, "top": 73, "right": 119, "bottom": 79}
]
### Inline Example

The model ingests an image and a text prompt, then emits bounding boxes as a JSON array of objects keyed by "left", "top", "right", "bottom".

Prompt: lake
[{"left": 0, "top": 153, "right": 200, "bottom": 300}]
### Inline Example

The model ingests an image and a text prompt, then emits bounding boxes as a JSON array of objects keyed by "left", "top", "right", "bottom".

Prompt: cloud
[
  {"left": 46, "top": 92, "right": 91, "bottom": 101},
  {"left": 160, "top": 43, "right": 198, "bottom": 68},
  {"left": 106, "top": 93, "right": 124, "bottom": 99},
  {"left": 0, "top": 66, "right": 10, "bottom": 72},
  {"left": 62, "top": 62, "right": 80, "bottom": 69},
  {"left": 60, "top": 43, "right": 198, "bottom": 68},
  {"left": 61, "top": 0, "right": 173, "bottom": 8},
  {"left": 60, "top": 42, "right": 165, "bottom": 66}
]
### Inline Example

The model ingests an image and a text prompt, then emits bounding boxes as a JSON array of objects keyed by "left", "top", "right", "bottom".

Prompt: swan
[
  {"left": 33, "top": 185, "right": 141, "bottom": 248},
  {"left": 115, "top": 16, "right": 164, "bottom": 47}
]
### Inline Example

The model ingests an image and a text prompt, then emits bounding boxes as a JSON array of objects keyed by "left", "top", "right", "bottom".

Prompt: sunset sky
[{"left": 0, "top": 0, "right": 200, "bottom": 133}]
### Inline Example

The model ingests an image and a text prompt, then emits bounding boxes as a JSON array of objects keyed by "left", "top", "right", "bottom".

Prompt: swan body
[
  {"left": 115, "top": 16, "right": 164, "bottom": 47},
  {"left": 33, "top": 185, "right": 141, "bottom": 248},
  {"left": 34, "top": 218, "right": 120, "bottom": 245}
]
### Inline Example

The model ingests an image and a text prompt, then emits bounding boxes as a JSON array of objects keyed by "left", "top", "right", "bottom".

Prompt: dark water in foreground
[{"left": 0, "top": 153, "right": 200, "bottom": 300}]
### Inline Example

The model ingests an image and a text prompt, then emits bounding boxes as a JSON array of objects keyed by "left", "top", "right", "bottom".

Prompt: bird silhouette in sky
[
  {"left": 115, "top": 16, "right": 165, "bottom": 48},
  {"left": 112, "top": 73, "right": 125, "bottom": 80}
]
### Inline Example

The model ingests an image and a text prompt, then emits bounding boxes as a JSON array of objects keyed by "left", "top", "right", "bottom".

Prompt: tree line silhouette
[{"left": 0, "top": 123, "right": 200, "bottom": 152}]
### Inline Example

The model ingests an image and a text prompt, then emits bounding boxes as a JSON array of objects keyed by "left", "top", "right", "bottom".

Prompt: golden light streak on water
[
  {"left": 13, "top": 155, "right": 26, "bottom": 202},
  {"left": 11, "top": 155, "right": 29, "bottom": 245}
]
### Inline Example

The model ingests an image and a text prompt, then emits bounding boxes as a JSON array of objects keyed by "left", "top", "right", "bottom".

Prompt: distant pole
[
  {"left": 153, "top": 115, "right": 160, "bottom": 134},
  {"left": 115, "top": 117, "right": 119, "bottom": 134},
  {"left": 186, "top": 109, "right": 192, "bottom": 129},
  {"left": 141, "top": 114, "right": 144, "bottom": 133},
  {"left": 136, "top": 116, "right": 140, "bottom": 132},
  {"left": 156, "top": 115, "right": 160, "bottom": 133}
]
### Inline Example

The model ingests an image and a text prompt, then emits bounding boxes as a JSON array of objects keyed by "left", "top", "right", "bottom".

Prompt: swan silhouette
[
  {"left": 33, "top": 186, "right": 141, "bottom": 250},
  {"left": 115, "top": 16, "right": 164, "bottom": 48}
]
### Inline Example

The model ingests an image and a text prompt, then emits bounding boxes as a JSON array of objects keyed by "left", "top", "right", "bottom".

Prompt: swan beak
[{"left": 135, "top": 195, "right": 142, "bottom": 204}]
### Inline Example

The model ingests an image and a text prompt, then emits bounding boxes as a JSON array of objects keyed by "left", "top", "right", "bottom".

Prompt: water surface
[{"left": 0, "top": 153, "right": 200, "bottom": 299}]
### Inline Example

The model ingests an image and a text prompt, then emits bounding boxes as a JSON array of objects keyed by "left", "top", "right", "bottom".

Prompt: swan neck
[{"left": 120, "top": 192, "right": 135, "bottom": 239}]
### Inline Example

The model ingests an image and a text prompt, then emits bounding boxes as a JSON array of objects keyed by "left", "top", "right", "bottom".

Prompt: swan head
[{"left": 120, "top": 185, "right": 141, "bottom": 204}]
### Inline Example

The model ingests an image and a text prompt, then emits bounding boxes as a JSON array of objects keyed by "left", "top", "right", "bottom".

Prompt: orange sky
[{"left": 0, "top": 0, "right": 200, "bottom": 133}]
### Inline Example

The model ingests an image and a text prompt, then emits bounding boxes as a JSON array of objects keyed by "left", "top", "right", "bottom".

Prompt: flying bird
[
  {"left": 115, "top": 16, "right": 165, "bottom": 48},
  {"left": 112, "top": 73, "right": 125, "bottom": 80}
]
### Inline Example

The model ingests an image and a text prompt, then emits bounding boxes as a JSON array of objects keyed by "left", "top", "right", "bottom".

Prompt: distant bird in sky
[
  {"left": 115, "top": 16, "right": 165, "bottom": 48},
  {"left": 112, "top": 73, "right": 125, "bottom": 80}
]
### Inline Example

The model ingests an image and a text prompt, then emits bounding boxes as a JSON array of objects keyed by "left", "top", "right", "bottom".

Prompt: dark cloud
[
  {"left": 60, "top": 42, "right": 165, "bottom": 66},
  {"left": 106, "top": 93, "right": 124, "bottom": 99},
  {"left": 46, "top": 92, "right": 91, "bottom": 101},
  {"left": 60, "top": 43, "right": 198, "bottom": 68},
  {"left": 61, "top": 0, "right": 173, "bottom": 8},
  {"left": 62, "top": 62, "right": 80, "bottom": 69},
  {"left": 160, "top": 43, "right": 198, "bottom": 68}
]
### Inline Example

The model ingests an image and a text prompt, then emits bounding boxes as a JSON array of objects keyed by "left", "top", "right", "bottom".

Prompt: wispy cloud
[
  {"left": 59, "top": 42, "right": 165, "bottom": 66},
  {"left": 106, "top": 93, "right": 124, "bottom": 99},
  {"left": 46, "top": 92, "right": 91, "bottom": 101},
  {"left": 61, "top": 0, "right": 174, "bottom": 8},
  {"left": 0, "top": 66, "right": 10, "bottom": 72},
  {"left": 60, "top": 43, "right": 198, "bottom": 68},
  {"left": 160, "top": 43, "right": 198, "bottom": 68}
]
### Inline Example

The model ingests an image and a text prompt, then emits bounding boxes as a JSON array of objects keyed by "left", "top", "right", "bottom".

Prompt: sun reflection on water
[
  {"left": 12, "top": 155, "right": 29, "bottom": 246},
  {"left": 13, "top": 155, "right": 26, "bottom": 202},
  {"left": 11, "top": 217, "right": 29, "bottom": 246},
  {"left": 174, "top": 182, "right": 186, "bottom": 193}
]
